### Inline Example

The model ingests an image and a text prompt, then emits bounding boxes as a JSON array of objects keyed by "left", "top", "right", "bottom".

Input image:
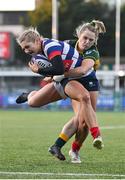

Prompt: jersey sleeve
[
  {"left": 84, "top": 49, "right": 100, "bottom": 70},
  {"left": 43, "top": 39, "right": 63, "bottom": 60}
]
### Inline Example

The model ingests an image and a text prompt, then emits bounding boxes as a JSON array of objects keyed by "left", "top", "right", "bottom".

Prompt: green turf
[{"left": 0, "top": 110, "right": 125, "bottom": 179}]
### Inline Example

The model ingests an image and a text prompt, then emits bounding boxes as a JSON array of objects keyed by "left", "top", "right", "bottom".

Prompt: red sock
[
  {"left": 90, "top": 127, "right": 101, "bottom": 139},
  {"left": 72, "top": 141, "right": 81, "bottom": 152}
]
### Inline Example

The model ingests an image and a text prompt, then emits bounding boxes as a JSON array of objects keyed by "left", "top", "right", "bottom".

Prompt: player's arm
[
  {"left": 28, "top": 55, "right": 64, "bottom": 76},
  {"left": 64, "top": 49, "right": 99, "bottom": 78},
  {"left": 64, "top": 59, "right": 94, "bottom": 78},
  {"left": 53, "top": 58, "right": 94, "bottom": 82},
  {"left": 39, "top": 40, "right": 64, "bottom": 75},
  {"left": 43, "top": 76, "right": 53, "bottom": 82},
  {"left": 38, "top": 55, "right": 64, "bottom": 75}
]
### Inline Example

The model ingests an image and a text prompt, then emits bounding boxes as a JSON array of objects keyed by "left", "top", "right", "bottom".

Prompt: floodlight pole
[
  {"left": 115, "top": 0, "right": 121, "bottom": 92},
  {"left": 52, "top": 0, "right": 58, "bottom": 39}
]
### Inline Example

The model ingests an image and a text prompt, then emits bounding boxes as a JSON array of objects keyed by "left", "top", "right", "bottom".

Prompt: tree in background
[
  {"left": 28, "top": 0, "right": 52, "bottom": 38},
  {"left": 27, "top": 0, "right": 117, "bottom": 57},
  {"left": 58, "top": 0, "right": 115, "bottom": 57}
]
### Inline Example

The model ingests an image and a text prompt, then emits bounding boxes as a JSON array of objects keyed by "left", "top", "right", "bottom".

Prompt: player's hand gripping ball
[{"left": 29, "top": 54, "right": 52, "bottom": 75}]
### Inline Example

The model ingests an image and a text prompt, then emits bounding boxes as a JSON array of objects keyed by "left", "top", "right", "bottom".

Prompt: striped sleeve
[{"left": 43, "top": 39, "right": 62, "bottom": 60}]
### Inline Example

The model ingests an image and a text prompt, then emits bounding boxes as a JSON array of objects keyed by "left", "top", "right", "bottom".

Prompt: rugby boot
[
  {"left": 48, "top": 144, "right": 66, "bottom": 161},
  {"left": 93, "top": 136, "right": 104, "bottom": 149},
  {"left": 16, "top": 92, "right": 29, "bottom": 104},
  {"left": 69, "top": 149, "right": 81, "bottom": 163}
]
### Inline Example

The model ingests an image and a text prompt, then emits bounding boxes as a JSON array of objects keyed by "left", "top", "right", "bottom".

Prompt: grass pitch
[{"left": 0, "top": 110, "right": 125, "bottom": 179}]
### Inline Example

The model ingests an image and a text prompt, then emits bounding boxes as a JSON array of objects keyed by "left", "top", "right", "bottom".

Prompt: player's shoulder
[
  {"left": 43, "top": 38, "right": 53, "bottom": 45},
  {"left": 65, "top": 39, "right": 77, "bottom": 47},
  {"left": 84, "top": 45, "right": 99, "bottom": 56},
  {"left": 43, "top": 38, "right": 61, "bottom": 47}
]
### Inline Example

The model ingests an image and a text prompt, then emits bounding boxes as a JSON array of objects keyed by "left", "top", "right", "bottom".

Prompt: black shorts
[{"left": 60, "top": 77, "right": 100, "bottom": 92}]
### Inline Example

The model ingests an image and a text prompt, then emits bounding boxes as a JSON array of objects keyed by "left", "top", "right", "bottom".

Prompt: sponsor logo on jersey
[{"left": 85, "top": 50, "right": 93, "bottom": 55}]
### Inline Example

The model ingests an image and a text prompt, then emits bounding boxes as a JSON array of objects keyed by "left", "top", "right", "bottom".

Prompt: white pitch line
[
  {"left": 0, "top": 171, "right": 125, "bottom": 178},
  {"left": 101, "top": 125, "right": 125, "bottom": 129}
]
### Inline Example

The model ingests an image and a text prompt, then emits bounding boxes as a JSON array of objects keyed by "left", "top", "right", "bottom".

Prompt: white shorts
[{"left": 53, "top": 82, "right": 67, "bottom": 99}]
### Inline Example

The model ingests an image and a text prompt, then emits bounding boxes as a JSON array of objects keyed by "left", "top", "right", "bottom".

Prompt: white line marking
[
  {"left": 0, "top": 171, "right": 125, "bottom": 178},
  {"left": 101, "top": 125, "right": 125, "bottom": 129}
]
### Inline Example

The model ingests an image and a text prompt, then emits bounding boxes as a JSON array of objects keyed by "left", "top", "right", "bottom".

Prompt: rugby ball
[{"left": 32, "top": 54, "right": 52, "bottom": 69}]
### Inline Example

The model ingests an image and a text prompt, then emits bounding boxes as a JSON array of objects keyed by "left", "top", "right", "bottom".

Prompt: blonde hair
[
  {"left": 17, "top": 27, "right": 42, "bottom": 45},
  {"left": 75, "top": 20, "right": 106, "bottom": 44}
]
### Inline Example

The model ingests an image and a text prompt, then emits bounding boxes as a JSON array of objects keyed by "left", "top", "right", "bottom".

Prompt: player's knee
[
  {"left": 79, "top": 122, "right": 89, "bottom": 133},
  {"left": 28, "top": 98, "right": 39, "bottom": 107},
  {"left": 78, "top": 92, "right": 90, "bottom": 104},
  {"left": 83, "top": 94, "right": 90, "bottom": 104},
  {"left": 79, "top": 120, "right": 85, "bottom": 128}
]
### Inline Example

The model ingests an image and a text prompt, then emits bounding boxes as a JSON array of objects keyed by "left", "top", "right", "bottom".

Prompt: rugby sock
[
  {"left": 55, "top": 133, "right": 69, "bottom": 148},
  {"left": 90, "top": 127, "right": 101, "bottom": 139},
  {"left": 72, "top": 141, "right": 81, "bottom": 152}
]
